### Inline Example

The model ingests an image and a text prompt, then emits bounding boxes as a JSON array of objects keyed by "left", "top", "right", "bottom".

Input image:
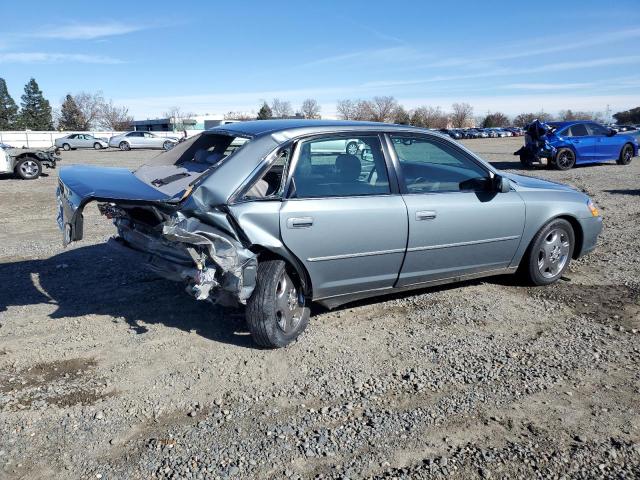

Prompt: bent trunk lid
[{"left": 57, "top": 165, "right": 176, "bottom": 245}]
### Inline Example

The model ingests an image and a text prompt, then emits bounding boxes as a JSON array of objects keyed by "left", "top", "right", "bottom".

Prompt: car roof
[
  {"left": 211, "top": 119, "right": 428, "bottom": 137},
  {"left": 548, "top": 120, "right": 597, "bottom": 129}
]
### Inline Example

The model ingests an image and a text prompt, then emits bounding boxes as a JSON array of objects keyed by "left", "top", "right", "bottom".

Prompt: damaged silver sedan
[{"left": 57, "top": 120, "right": 602, "bottom": 347}]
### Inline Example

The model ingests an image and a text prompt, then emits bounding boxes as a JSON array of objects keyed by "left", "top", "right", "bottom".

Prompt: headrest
[{"left": 335, "top": 154, "right": 361, "bottom": 181}]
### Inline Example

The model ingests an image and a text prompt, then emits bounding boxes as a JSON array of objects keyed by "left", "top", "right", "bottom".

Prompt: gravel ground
[{"left": 0, "top": 138, "right": 639, "bottom": 480}]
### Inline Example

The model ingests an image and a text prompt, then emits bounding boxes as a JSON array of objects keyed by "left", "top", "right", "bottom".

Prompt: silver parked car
[
  {"left": 55, "top": 133, "right": 109, "bottom": 151},
  {"left": 57, "top": 120, "right": 602, "bottom": 347},
  {"left": 108, "top": 131, "right": 178, "bottom": 151}
]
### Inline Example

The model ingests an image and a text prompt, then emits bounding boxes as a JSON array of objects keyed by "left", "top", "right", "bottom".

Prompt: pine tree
[
  {"left": 18, "top": 78, "right": 53, "bottom": 130},
  {"left": 256, "top": 101, "right": 272, "bottom": 120},
  {"left": 59, "top": 94, "right": 85, "bottom": 130},
  {"left": 0, "top": 78, "right": 18, "bottom": 129}
]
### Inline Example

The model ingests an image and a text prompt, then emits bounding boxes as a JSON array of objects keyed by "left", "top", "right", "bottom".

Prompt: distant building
[{"left": 131, "top": 115, "right": 227, "bottom": 132}]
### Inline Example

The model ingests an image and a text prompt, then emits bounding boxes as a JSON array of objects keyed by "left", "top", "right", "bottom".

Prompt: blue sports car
[{"left": 515, "top": 120, "right": 638, "bottom": 170}]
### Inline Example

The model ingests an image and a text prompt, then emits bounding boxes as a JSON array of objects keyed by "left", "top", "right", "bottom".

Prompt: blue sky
[{"left": 2, "top": 0, "right": 640, "bottom": 119}]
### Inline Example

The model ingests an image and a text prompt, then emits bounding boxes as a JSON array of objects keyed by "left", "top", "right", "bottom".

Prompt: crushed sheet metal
[{"left": 162, "top": 213, "right": 257, "bottom": 303}]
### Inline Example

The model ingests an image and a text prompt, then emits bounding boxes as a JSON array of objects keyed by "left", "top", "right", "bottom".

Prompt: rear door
[
  {"left": 279, "top": 133, "right": 408, "bottom": 300},
  {"left": 127, "top": 132, "right": 144, "bottom": 148},
  {"left": 563, "top": 124, "right": 595, "bottom": 161},
  {"left": 387, "top": 133, "right": 525, "bottom": 286}
]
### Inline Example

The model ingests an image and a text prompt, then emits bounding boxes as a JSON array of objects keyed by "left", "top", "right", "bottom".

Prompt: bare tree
[
  {"left": 300, "top": 98, "right": 321, "bottom": 119},
  {"left": 271, "top": 98, "right": 293, "bottom": 118},
  {"left": 224, "top": 111, "right": 255, "bottom": 121},
  {"left": 411, "top": 106, "right": 449, "bottom": 128},
  {"left": 367, "top": 96, "right": 398, "bottom": 122},
  {"left": 558, "top": 109, "right": 600, "bottom": 121},
  {"left": 99, "top": 100, "right": 132, "bottom": 130},
  {"left": 73, "top": 91, "right": 105, "bottom": 130},
  {"left": 450, "top": 102, "right": 474, "bottom": 128}
]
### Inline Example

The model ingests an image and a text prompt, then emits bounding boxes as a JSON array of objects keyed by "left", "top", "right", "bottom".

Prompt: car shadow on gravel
[
  {"left": 605, "top": 189, "right": 640, "bottom": 196},
  {"left": 0, "top": 244, "right": 256, "bottom": 349}
]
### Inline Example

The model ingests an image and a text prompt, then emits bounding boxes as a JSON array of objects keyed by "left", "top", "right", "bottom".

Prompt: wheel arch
[{"left": 250, "top": 245, "right": 313, "bottom": 299}]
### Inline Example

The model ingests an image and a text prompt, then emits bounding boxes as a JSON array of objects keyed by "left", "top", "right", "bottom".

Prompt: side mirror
[
  {"left": 493, "top": 175, "right": 511, "bottom": 193},
  {"left": 607, "top": 129, "right": 617, "bottom": 137}
]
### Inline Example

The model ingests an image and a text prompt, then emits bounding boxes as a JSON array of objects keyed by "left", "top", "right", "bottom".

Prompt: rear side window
[
  {"left": 566, "top": 124, "right": 589, "bottom": 137},
  {"left": 290, "top": 135, "right": 390, "bottom": 198},
  {"left": 390, "top": 135, "right": 489, "bottom": 193}
]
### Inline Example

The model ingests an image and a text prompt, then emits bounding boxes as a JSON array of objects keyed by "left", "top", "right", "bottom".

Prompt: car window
[
  {"left": 566, "top": 124, "right": 589, "bottom": 137},
  {"left": 243, "top": 148, "right": 291, "bottom": 200},
  {"left": 144, "top": 132, "right": 155, "bottom": 138},
  {"left": 68, "top": 134, "right": 77, "bottom": 139},
  {"left": 587, "top": 123, "right": 609, "bottom": 136},
  {"left": 290, "top": 135, "right": 390, "bottom": 198},
  {"left": 390, "top": 135, "right": 489, "bottom": 193}
]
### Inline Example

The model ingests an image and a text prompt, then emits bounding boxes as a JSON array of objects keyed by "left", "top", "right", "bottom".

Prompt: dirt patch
[
  {"left": 0, "top": 357, "right": 111, "bottom": 409},
  {"left": 530, "top": 282, "right": 640, "bottom": 330}
]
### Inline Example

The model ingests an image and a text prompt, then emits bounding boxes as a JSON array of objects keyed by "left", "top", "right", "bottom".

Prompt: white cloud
[
  {"left": 34, "top": 22, "right": 146, "bottom": 40},
  {"left": 503, "top": 83, "right": 595, "bottom": 91},
  {"left": 0, "top": 52, "right": 123, "bottom": 64}
]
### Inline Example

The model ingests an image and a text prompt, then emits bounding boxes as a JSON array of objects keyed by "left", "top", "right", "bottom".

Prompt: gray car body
[
  {"left": 57, "top": 120, "right": 602, "bottom": 309},
  {"left": 55, "top": 134, "right": 109, "bottom": 150},
  {"left": 108, "top": 131, "right": 178, "bottom": 150}
]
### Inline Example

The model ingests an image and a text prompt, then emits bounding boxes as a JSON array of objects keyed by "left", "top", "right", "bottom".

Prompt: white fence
[{"left": 0, "top": 130, "right": 195, "bottom": 149}]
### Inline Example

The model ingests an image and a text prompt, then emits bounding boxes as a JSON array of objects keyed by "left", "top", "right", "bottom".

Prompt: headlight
[{"left": 587, "top": 199, "right": 599, "bottom": 217}]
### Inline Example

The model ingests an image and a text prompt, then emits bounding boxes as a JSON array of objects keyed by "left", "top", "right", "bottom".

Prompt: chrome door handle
[
  {"left": 416, "top": 210, "right": 437, "bottom": 221},
  {"left": 287, "top": 217, "right": 314, "bottom": 228}
]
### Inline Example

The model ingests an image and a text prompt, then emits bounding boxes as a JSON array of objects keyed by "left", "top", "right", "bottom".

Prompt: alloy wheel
[
  {"left": 19, "top": 160, "right": 40, "bottom": 178},
  {"left": 274, "top": 271, "right": 304, "bottom": 334},
  {"left": 537, "top": 228, "right": 571, "bottom": 279}
]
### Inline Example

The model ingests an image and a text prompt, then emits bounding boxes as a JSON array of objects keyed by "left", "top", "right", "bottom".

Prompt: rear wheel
[
  {"left": 521, "top": 219, "right": 574, "bottom": 286},
  {"left": 62, "top": 143, "right": 71, "bottom": 151},
  {"left": 15, "top": 157, "right": 42, "bottom": 180},
  {"left": 553, "top": 148, "right": 575, "bottom": 170},
  {"left": 119, "top": 141, "right": 130, "bottom": 151},
  {"left": 246, "top": 259, "right": 310, "bottom": 348},
  {"left": 617, "top": 143, "right": 633, "bottom": 165}
]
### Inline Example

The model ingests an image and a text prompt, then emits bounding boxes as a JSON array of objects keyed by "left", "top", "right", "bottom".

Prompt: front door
[
  {"left": 279, "top": 134, "right": 408, "bottom": 300},
  {"left": 587, "top": 122, "right": 619, "bottom": 161},
  {"left": 386, "top": 134, "right": 525, "bottom": 287}
]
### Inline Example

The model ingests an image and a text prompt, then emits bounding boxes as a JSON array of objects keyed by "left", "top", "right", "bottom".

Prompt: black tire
[
  {"left": 119, "top": 141, "right": 130, "bottom": 151},
  {"left": 62, "top": 143, "right": 71, "bottom": 151},
  {"left": 553, "top": 148, "right": 575, "bottom": 170},
  {"left": 521, "top": 218, "right": 574, "bottom": 286},
  {"left": 345, "top": 141, "right": 359, "bottom": 155},
  {"left": 617, "top": 143, "right": 633, "bottom": 165},
  {"left": 93, "top": 142, "right": 102, "bottom": 150},
  {"left": 163, "top": 140, "right": 173, "bottom": 151},
  {"left": 246, "top": 259, "right": 310, "bottom": 348},
  {"left": 15, "top": 157, "right": 42, "bottom": 180}
]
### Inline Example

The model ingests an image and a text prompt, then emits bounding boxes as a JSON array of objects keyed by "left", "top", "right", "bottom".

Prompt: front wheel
[
  {"left": 617, "top": 144, "right": 633, "bottom": 165},
  {"left": 93, "top": 142, "right": 102, "bottom": 150},
  {"left": 521, "top": 219, "right": 574, "bottom": 286},
  {"left": 553, "top": 148, "right": 575, "bottom": 170},
  {"left": 163, "top": 140, "right": 174, "bottom": 151},
  {"left": 246, "top": 260, "right": 310, "bottom": 348},
  {"left": 62, "top": 143, "right": 71, "bottom": 151},
  {"left": 119, "top": 141, "right": 130, "bottom": 151},
  {"left": 15, "top": 157, "right": 42, "bottom": 180}
]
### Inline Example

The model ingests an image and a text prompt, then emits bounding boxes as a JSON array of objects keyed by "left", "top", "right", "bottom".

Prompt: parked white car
[
  {"left": 309, "top": 138, "right": 363, "bottom": 155},
  {"left": 55, "top": 133, "right": 109, "bottom": 151},
  {"left": 108, "top": 131, "right": 178, "bottom": 151}
]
